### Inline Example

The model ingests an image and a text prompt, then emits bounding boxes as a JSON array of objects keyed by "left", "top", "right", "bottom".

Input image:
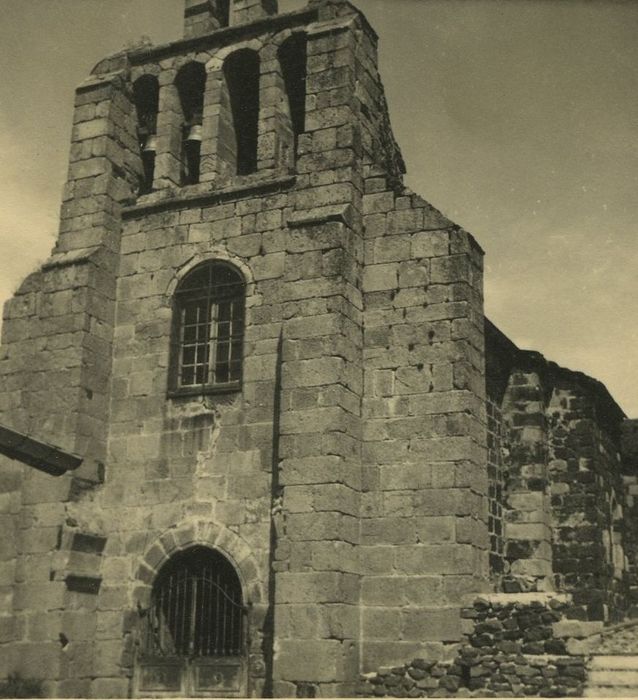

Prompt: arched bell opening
[
  {"left": 222, "top": 49, "right": 260, "bottom": 176},
  {"left": 136, "top": 546, "right": 247, "bottom": 697},
  {"left": 133, "top": 75, "right": 160, "bottom": 194},
  {"left": 175, "top": 62, "right": 207, "bottom": 185},
  {"left": 278, "top": 33, "right": 307, "bottom": 160}
]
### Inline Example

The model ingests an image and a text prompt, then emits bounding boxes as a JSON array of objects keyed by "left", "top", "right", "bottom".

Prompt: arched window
[
  {"left": 175, "top": 61, "right": 207, "bottom": 185},
  {"left": 170, "top": 261, "right": 245, "bottom": 394},
  {"left": 133, "top": 75, "right": 160, "bottom": 194},
  {"left": 223, "top": 49, "right": 260, "bottom": 175},
  {"left": 144, "top": 547, "right": 244, "bottom": 658},
  {"left": 278, "top": 34, "right": 307, "bottom": 157}
]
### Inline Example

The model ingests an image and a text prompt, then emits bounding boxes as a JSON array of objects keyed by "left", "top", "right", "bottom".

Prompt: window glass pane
[
  {"left": 174, "top": 262, "right": 245, "bottom": 390},
  {"left": 182, "top": 365, "right": 195, "bottom": 386},
  {"left": 196, "top": 345, "right": 209, "bottom": 364},
  {"left": 184, "top": 304, "right": 199, "bottom": 324},
  {"left": 229, "top": 360, "right": 241, "bottom": 382},
  {"left": 183, "top": 324, "right": 197, "bottom": 343},
  {"left": 183, "top": 346, "right": 196, "bottom": 365},
  {"left": 216, "top": 322, "right": 231, "bottom": 341},
  {"left": 218, "top": 301, "right": 232, "bottom": 322}
]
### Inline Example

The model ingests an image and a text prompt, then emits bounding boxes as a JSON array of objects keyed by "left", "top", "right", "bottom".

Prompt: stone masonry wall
[
  {"left": 1, "top": 2, "right": 467, "bottom": 696},
  {"left": 3, "top": 0, "right": 635, "bottom": 697},
  {"left": 0, "top": 62, "right": 142, "bottom": 696},
  {"left": 621, "top": 471, "right": 638, "bottom": 617},
  {"left": 360, "top": 181, "right": 488, "bottom": 671},
  {"left": 357, "top": 593, "right": 593, "bottom": 698},
  {"left": 499, "top": 370, "right": 553, "bottom": 593},
  {"left": 547, "top": 383, "right": 628, "bottom": 621}
]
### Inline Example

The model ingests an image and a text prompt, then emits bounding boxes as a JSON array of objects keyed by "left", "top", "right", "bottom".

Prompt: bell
[
  {"left": 144, "top": 134, "right": 158, "bottom": 152},
  {"left": 186, "top": 124, "right": 203, "bottom": 142}
]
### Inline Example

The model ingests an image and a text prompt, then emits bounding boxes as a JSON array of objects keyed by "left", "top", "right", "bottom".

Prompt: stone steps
[{"left": 585, "top": 655, "right": 638, "bottom": 697}]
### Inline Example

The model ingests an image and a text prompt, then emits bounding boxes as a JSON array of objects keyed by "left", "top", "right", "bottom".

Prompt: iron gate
[{"left": 135, "top": 546, "right": 247, "bottom": 697}]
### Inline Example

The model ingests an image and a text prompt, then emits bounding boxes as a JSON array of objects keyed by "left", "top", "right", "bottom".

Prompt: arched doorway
[{"left": 135, "top": 546, "right": 247, "bottom": 697}]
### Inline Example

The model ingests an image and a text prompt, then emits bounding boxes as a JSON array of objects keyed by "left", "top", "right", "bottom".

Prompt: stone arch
[
  {"left": 134, "top": 520, "right": 263, "bottom": 609},
  {"left": 269, "top": 25, "right": 307, "bottom": 49},
  {"left": 130, "top": 62, "right": 161, "bottom": 83},
  {"left": 205, "top": 38, "right": 264, "bottom": 73},
  {"left": 165, "top": 250, "right": 256, "bottom": 300}
]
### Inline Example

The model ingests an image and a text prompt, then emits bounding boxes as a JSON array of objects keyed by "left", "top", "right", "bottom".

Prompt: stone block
[
  {"left": 552, "top": 619, "right": 604, "bottom": 639},
  {"left": 412, "top": 230, "right": 449, "bottom": 258},
  {"left": 276, "top": 639, "right": 344, "bottom": 682},
  {"left": 0, "top": 615, "right": 17, "bottom": 643},
  {"left": 363, "top": 192, "right": 395, "bottom": 215},
  {"left": 13, "top": 582, "right": 66, "bottom": 611},
  {"left": 90, "top": 678, "right": 130, "bottom": 698},
  {"left": 72, "top": 118, "right": 110, "bottom": 141},
  {"left": 362, "top": 641, "right": 450, "bottom": 674},
  {"left": 361, "top": 517, "right": 415, "bottom": 546},
  {"left": 361, "top": 577, "right": 406, "bottom": 607},
  {"left": 394, "top": 544, "right": 476, "bottom": 576},
  {"left": 377, "top": 463, "right": 432, "bottom": 491},
  {"left": 275, "top": 572, "right": 358, "bottom": 605},
  {"left": 362, "top": 607, "right": 403, "bottom": 640},
  {"left": 276, "top": 603, "right": 329, "bottom": 640},
  {"left": 401, "top": 607, "right": 462, "bottom": 641},
  {"left": 414, "top": 516, "right": 455, "bottom": 544},
  {"left": 14, "top": 642, "right": 61, "bottom": 679},
  {"left": 373, "top": 235, "right": 411, "bottom": 263},
  {"left": 362, "top": 263, "right": 397, "bottom": 292}
]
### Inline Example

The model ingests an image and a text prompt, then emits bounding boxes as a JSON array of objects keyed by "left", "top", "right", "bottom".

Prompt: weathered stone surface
[{"left": 0, "top": 1, "right": 634, "bottom": 698}]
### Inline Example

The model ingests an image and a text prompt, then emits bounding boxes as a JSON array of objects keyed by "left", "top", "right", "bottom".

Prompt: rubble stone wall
[
  {"left": 357, "top": 594, "right": 593, "bottom": 698},
  {"left": 547, "top": 384, "right": 627, "bottom": 621}
]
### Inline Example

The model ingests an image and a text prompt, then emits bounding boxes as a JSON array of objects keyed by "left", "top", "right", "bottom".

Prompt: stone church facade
[{"left": 0, "top": 0, "right": 636, "bottom": 697}]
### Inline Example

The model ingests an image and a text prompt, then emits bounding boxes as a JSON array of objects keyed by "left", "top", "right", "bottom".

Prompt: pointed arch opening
[
  {"left": 175, "top": 61, "right": 207, "bottom": 185},
  {"left": 133, "top": 75, "right": 160, "bottom": 194}
]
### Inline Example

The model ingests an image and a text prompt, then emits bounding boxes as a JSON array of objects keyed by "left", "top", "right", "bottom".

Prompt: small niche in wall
[{"left": 65, "top": 575, "right": 102, "bottom": 595}]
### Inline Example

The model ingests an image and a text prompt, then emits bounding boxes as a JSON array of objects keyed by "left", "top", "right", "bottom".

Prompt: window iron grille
[{"left": 145, "top": 547, "right": 244, "bottom": 659}]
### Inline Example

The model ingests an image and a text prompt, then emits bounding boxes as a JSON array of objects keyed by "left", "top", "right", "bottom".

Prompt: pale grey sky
[{"left": 1, "top": 0, "right": 636, "bottom": 415}]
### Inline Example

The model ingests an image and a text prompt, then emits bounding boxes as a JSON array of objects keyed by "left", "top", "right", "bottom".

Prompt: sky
[{"left": 0, "top": 0, "right": 636, "bottom": 416}]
